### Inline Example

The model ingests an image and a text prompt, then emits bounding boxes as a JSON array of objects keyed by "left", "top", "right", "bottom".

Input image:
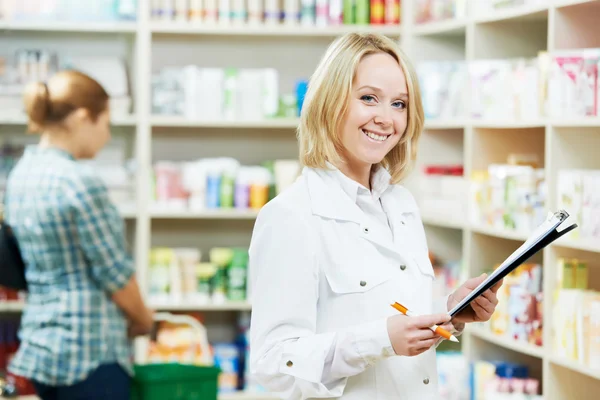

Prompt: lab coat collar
[{"left": 303, "top": 165, "right": 419, "bottom": 223}]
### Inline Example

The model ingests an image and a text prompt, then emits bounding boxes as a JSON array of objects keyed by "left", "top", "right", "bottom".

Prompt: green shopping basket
[
  {"left": 131, "top": 312, "right": 220, "bottom": 400},
  {"left": 131, "top": 363, "right": 221, "bottom": 400}
]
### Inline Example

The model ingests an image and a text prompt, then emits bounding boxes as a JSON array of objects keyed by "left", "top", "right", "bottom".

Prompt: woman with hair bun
[{"left": 4, "top": 70, "right": 153, "bottom": 400}]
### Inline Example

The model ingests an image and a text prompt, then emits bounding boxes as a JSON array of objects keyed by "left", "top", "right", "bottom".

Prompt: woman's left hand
[{"left": 447, "top": 274, "right": 503, "bottom": 326}]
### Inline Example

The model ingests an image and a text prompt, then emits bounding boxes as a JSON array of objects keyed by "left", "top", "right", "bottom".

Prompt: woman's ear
[{"left": 71, "top": 107, "right": 92, "bottom": 124}]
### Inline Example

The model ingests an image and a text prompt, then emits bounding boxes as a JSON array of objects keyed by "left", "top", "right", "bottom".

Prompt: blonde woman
[
  {"left": 4, "top": 70, "right": 153, "bottom": 400},
  {"left": 248, "top": 33, "right": 501, "bottom": 399}
]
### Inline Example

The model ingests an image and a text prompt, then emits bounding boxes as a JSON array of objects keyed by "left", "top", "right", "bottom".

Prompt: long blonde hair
[{"left": 297, "top": 32, "right": 424, "bottom": 184}]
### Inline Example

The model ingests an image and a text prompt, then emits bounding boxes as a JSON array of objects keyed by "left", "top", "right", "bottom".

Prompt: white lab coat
[{"left": 248, "top": 166, "right": 449, "bottom": 400}]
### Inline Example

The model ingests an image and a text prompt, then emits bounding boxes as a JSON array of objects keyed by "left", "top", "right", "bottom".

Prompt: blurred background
[{"left": 0, "top": 0, "right": 599, "bottom": 399}]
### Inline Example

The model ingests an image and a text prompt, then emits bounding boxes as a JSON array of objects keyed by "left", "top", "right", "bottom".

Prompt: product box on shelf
[
  {"left": 557, "top": 169, "right": 600, "bottom": 242},
  {"left": 488, "top": 263, "right": 543, "bottom": 347},
  {"left": 414, "top": 0, "right": 466, "bottom": 24},
  {"left": 152, "top": 157, "right": 300, "bottom": 213},
  {"left": 150, "top": 0, "right": 402, "bottom": 26},
  {"left": 148, "top": 246, "right": 249, "bottom": 307},
  {"left": 470, "top": 159, "right": 545, "bottom": 233},
  {"left": 0, "top": 0, "right": 137, "bottom": 22},
  {"left": 417, "top": 61, "right": 469, "bottom": 121},
  {"left": 418, "top": 164, "right": 466, "bottom": 223}
]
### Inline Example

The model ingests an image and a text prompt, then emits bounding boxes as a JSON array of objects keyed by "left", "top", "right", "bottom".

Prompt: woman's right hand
[{"left": 386, "top": 313, "right": 452, "bottom": 356}]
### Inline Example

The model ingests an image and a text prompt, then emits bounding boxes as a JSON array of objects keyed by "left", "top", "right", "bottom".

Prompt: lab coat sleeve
[{"left": 248, "top": 202, "right": 395, "bottom": 399}]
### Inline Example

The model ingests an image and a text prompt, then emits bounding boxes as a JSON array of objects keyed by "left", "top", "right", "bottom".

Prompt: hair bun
[{"left": 23, "top": 81, "right": 50, "bottom": 133}]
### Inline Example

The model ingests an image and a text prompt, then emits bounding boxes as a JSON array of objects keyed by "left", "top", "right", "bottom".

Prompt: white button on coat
[{"left": 248, "top": 167, "right": 449, "bottom": 400}]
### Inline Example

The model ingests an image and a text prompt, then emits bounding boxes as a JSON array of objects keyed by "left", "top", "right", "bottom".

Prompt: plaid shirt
[{"left": 4, "top": 146, "right": 135, "bottom": 386}]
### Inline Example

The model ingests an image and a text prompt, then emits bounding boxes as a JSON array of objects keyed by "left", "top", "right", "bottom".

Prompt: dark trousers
[{"left": 33, "top": 363, "right": 131, "bottom": 400}]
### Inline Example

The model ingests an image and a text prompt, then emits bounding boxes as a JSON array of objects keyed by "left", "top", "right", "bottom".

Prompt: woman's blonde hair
[
  {"left": 23, "top": 70, "right": 109, "bottom": 133},
  {"left": 297, "top": 32, "right": 424, "bottom": 184}
]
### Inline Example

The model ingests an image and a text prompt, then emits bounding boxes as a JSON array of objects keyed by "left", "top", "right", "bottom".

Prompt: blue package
[
  {"left": 206, "top": 174, "right": 221, "bottom": 209},
  {"left": 295, "top": 80, "right": 308, "bottom": 117}
]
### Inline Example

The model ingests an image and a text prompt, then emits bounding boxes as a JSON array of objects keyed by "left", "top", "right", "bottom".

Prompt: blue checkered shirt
[{"left": 4, "top": 145, "right": 135, "bottom": 386}]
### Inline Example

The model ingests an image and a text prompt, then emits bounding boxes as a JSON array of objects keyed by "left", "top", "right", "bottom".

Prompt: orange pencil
[{"left": 391, "top": 301, "right": 459, "bottom": 343}]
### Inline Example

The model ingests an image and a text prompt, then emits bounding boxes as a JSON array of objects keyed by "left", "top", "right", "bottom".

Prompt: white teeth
[{"left": 362, "top": 129, "right": 388, "bottom": 142}]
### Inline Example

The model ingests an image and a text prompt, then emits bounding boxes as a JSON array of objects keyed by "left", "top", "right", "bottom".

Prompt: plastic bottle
[
  {"left": 205, "top": 161, "right": 222, "bottom": 209},
  {"left": 234, "top": 167, "right": 251, "bottom": 210},
  {"left": 227, "top": 248, "right": 248, "bottom": 301},
  {"left": 355, "top": 0, "right": 369, "bottom": 24}
]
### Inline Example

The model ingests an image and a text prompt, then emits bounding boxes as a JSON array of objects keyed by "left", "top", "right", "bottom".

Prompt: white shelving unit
[{"left": 1, "top": 1, "right": 600, "bottom": 399}]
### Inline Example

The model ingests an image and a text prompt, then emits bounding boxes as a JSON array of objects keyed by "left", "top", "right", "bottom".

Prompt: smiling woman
[{"left": 248, "top": 32, "right": 501, "bottom": 400}]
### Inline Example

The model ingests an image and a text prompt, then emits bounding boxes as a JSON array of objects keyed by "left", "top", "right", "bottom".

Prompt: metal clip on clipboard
[{"left": 448, "top": 209, "right": 578, "bottom": 318}]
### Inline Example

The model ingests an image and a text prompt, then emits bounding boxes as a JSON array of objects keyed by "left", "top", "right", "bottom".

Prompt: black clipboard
[{"left": 449, "top": 209, "right": 578, "bottom": 318}]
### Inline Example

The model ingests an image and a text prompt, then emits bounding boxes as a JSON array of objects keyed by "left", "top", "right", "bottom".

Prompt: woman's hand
[
  {"left": 448, "top": 274, "right": 503, "bottom": 324},
  {"left": 386, "top": 313, "right": 452, "bottom": 356}
]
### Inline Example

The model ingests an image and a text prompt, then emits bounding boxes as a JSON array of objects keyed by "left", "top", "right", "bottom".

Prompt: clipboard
[{"left": 448, "top": 209, "right": 578, "bottom": 318}]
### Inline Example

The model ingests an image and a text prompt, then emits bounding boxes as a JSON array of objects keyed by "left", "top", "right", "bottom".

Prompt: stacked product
[
  {"left": 152, "top": 158, "right": 300, "bottom": 212},
  {"left": 414, "top": 0, "right": 466, "bottom": 25},
  {"left": 471, "top": 361, "right": 542, "bottom": 400},
  {"left": 483, "top": 263, "right": 543, "bottom": 347},
  {"left": 429, "top": 252, "right": 463, "bottom": 301},
  {"left": 0, "top": 50, "right": 132, "bottom": 119},
  {"left": 417, "top": 47, "right": 600, "bottom": 123},
  {"left": 0, "top": 0, "right": 137, "bottom": 21},
  {"left": 417, "top": 61, "right": 469, "bottom": 121},
  {"left": 152, "top": 66, "right": 307, "bottom": 120},
  {"left": 149, "top": 0, "right": 401, "bottom": 27},
  {"left": 470, "top": 155, "right": 545, "bottom": 234},
  {"left": 418, "top": 164, "right": 466, "bottom": 223},
  {"left": 148, "top": 247, "right": 249, "bottom": 307},
  {"left": 552, "top": 258, "right": 600, "bottom": 370},
  {"left": 557, "top": 169, "right": 600, "bottom": 243}
]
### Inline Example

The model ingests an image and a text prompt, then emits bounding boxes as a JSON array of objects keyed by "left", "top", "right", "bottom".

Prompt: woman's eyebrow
[{"left": 357, "top": 85, "right": 409, "bottom": 99}]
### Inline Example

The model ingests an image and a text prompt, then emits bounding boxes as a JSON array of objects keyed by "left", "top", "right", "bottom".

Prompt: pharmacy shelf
[
  {"left": 413, "top": 18, "right": 468, "bottom": 36},
  {"left": 421, "top": 214, "right": 465, "bottom": 230},
  {"left": 548, "top": 355, "right": 600, "bottom": 381},
  {"left": 470, "top": 120, "right": 547, "bottom": 129},
  {"left": 0, "top": 21, "right": 137, "bottom": 33},
  {"left": 554, "top": 237, "right": 600, "bottom": 253},
  {"left": 150, "top": 23, "right": 402, "bottom": 37},
  {"left": 550, "top": 118, "right": 600, "bottom": 127},
  {"left": 423, "top": 119, "right": 467, "bottom": 130},
  {"left": 473, "top": 2, "right": 549, "bottom": 24},
  {"left": 554, "top": 0, "right": 598, "bottom": 9},
  {"left": 149, "top": 209, "right": 259, "bottom": 220},
  {"left": 151, "top": 116, "right": 299, "bottom": 129},
  {"left": 0, "top": 114, "right": 138, "bottom": 127},
  {"left": 469, "top": 327, "right": 545, "bottom": 359},
  {"left": 149, "top": 301, "right": 252, "bottom": 312},
  {"left": 469, "top": 225, "right": 530, "bottom": 242}
]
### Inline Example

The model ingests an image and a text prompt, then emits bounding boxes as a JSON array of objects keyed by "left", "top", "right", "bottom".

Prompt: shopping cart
[{"left": 131, "top": 312, "right": 220, "bottom": 400}]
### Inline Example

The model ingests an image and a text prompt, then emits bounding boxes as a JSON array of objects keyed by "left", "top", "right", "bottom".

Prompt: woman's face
[{"left": 338, "top": 52, "right": 409, "bottom": 171}]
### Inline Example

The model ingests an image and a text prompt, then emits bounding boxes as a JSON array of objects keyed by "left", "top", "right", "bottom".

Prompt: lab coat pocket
[{"left": 322, "top": 249, "right": 393, "bottom": 296}]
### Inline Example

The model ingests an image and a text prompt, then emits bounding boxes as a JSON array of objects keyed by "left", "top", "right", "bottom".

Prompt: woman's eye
[
  {"left": 392, "top": 101, "right": 407, "bottom": 109},
  {"left": 360, "top": 95, "right": 376, "bottom": 103}
]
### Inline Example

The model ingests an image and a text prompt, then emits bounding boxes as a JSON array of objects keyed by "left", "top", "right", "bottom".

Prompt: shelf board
[
  {"left": 554, "top": 237, "right": 600, "bottom": 253},
  {"left": 0, "top": 20, "right": 137, "bottom": 33},
  {"left": 0, "top": 301, "right": 25, "bottom": 312},
  {"left": 474, "top": 3, "right": 549, "bottom": 24},
  {"left": 0, "top": 114, "right": 137, "bottom": 127},
  {"left": 469, "top": 327, "right": 545, "bottom": 358},
  {"left": 554, "top": 0, "right": 599, "bottom": 9},
  {"left": 422, "top": 214, "right": 465, "bottom": 230},
  {"left": 551, "top": 118, "right": 600, "bottom": 128},
  {"left": 424, "top": 119, "right": 467, "bottom": 130},
  {"left": 151, "top": 116, "right": 299, "bottom": 129},
  {"left": 471, "top": 120, "right": 547, "bottom": 129},
  {"left": 150, "top": 301, "right": 252, "bottom": 312},
  {"left": 149, "top": 209, "right": 259, "bottom": 220},
  {"left": 218, "top": 392, "right": 279, "bottom": 400},
  {"left": 470, "top": 224, "right": 530, "bottom": 241},
  {"left": 548, "top": 355, "right": 600, "bottom": 380},
  {"left": 413, "top": 18, "right": 468, "bottom": 36},
  {"left": 150, "top": 22, "right": 402, "bottom": 37}
]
